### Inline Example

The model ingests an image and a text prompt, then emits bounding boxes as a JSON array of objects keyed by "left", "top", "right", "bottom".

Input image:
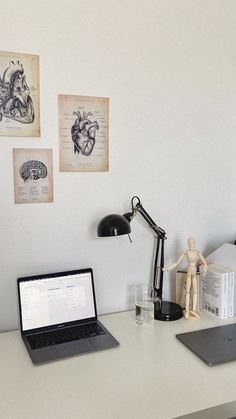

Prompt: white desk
[{"left": 1, "top": 311, "right": 236, "bottom": 419}]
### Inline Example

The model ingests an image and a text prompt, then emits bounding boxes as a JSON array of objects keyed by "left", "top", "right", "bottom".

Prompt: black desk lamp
[{"left": 97, "top": 196, "right": 183, "bottom": 321}]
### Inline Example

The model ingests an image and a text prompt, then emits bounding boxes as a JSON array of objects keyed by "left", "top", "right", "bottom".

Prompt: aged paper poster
[
  {"left": 13, "top": 149, "right": 53, "bottom": 204},
  {"left": 58, "top": 95, "right": 109, "bottom": 172},
  {"left": 0, "top": 51, "right": 40, "bottom": 137}
]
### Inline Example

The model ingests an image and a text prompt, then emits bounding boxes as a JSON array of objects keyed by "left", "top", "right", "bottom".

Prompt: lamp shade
[{"left": 97, "top": 214, "right": 131, "bottom": 237}]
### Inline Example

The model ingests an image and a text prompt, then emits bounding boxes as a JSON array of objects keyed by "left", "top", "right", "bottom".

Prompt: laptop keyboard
[{"left": 27, "top": 323, "right": 106, "bottom": 350}]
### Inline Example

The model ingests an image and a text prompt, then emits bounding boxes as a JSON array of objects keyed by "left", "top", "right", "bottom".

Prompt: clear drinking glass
[{"left": 135, "top": 284, "right": 154, "bottom": 325}]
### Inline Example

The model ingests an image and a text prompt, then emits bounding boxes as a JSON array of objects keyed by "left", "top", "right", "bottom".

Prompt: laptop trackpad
[{"left": 57, "top": 339, "right": 93, "bottom": 357}]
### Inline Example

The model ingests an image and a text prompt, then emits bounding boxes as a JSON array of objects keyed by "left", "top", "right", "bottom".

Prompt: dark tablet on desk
[{"left": 176, "top": 323, "right": 236, "bottom": 366}]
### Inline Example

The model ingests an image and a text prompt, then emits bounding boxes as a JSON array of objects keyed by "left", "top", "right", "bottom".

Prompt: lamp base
[{"left": 154, "top": 301, "right": 183, "bottom": 321}]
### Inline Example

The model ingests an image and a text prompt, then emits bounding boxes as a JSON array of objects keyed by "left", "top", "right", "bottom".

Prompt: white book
[
  {"left": 228, "top": 271, "right": 234, "bottom": 317},
  {"left": 206, "top": 243, "right": 236, "bottom": 317},
  {"left": 201, "top": 264, "right": 229, "bottom": 319}
]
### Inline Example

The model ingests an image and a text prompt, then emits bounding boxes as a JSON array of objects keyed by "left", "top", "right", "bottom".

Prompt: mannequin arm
[
  {"left": 199, "top": 253, "right": 207, "bottom": 275},
  {"left": 163, "top": 252, "right": 185, "bottom": 272}
]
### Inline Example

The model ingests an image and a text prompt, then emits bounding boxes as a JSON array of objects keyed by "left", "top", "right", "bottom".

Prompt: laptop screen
[{"left": 18, "top": 270, "right": 96, "bottom": 331}]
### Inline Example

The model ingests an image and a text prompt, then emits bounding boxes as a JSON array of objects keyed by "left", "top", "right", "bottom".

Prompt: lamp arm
[
  {"left": 131, "top": 197, "right": 166, "bottom": 300},
  {"left": 134, "top": 202, "right": 166, "bottom": 239}
]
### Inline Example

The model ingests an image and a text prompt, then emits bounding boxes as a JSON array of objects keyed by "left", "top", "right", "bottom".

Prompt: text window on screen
[{"left": 20, "top": 273, "right": 95, "bottom": 331}]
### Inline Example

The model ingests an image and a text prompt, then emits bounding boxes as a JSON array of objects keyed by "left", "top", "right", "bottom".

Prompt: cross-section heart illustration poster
[
  {"left": 0, "top": 51, "right": 40, "bottom": 137},
  {"left": 58, "top": 95, "right": 109, "bottom": 172}
]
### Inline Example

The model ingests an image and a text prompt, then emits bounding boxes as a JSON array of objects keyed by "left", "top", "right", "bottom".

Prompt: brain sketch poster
[
  {"left": 0, "top": 51, "right": 40, "bottom": 137},
  {"left": 58, "top": 95, "right": 109, "bottom": 172},
  {"left": 13, "top": 149, "right": 53, "bottom": 204}
]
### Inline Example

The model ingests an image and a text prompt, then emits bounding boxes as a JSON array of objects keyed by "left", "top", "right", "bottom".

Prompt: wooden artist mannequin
[{"left": 163, "top": 238, "right": 207, "bottom": 319}]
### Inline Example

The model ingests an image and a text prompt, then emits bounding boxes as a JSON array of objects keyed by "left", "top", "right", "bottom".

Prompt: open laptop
[
  {"left": 176, "top": 323, "right": 236, "bottom": 366},
  {"left": 17, "top": 268, "right": 119, "bottom": 365}
]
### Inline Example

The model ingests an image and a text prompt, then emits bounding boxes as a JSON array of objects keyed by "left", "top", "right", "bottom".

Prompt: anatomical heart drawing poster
[
  {"left": 0, "top": 51, "right": 40, "bottom": 137},
  {"left": 13, "top": 149, "right": 53, "bottom": 204},
  {"left": 58, "top": 95, "right": 109, "bottom": 172}
]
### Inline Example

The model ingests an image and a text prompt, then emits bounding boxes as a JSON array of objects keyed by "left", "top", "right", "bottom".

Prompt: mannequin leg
[
  {"left": 190, "top": 275, "right": 200, "bottom": 319},
  {"left": 185, "top": 274, "right": 191, "bottom": 319}
]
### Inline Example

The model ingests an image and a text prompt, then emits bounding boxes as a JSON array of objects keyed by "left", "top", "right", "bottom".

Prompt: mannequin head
[{"left": 188, "top": 237, "right": 195, "bottom": 250}]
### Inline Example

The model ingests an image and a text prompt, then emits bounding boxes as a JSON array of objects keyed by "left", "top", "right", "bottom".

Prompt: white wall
[{"left": 1, "top": 0, "right": 236, "bottom": 331}]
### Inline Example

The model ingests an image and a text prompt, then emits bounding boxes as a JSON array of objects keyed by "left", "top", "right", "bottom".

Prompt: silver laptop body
[
  {"left": 18, "top": 268, "right": 119, "bottom": 365},
  {"left": 176, "top": 323, "right": 236, "bottom": 366}
]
